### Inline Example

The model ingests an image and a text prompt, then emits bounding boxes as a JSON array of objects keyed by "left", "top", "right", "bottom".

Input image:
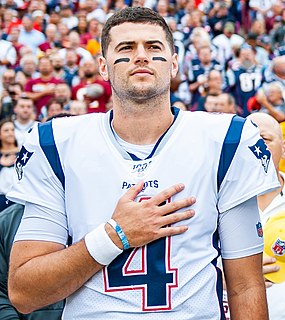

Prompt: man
[
  {"left": 227, "top": 43, "right": 264, "bottom": 117},
  {"left": 256, "top": 82, "right": 285, "bottom": 122},
  {"left": 72, "top": 58, "right": 112, "bottom": 113},
  {"left": 188, "top": 46, "right": 222, "bottom": 110},
  {"left": 263, "top": 56, "right": 285, "bottom": 93},
  {"left": 50, "top": 53, "right": 65, "bottom": 80},
  {"left": 38, "top": 23, "right": 60, "bottom": 54},
  {"left": 7, "top": 7, "right": 279, "bottom": 319},
  {"left": 202, "top": 93, "right": 220, "bottom": 112},
  {"left": 58, "top": 31, "right": 92, "bottom": 63},
  {"left": 63, "top": 48, "right": 80, "bottom": 87},
  {"left": 24, "top": 56, "right": 64, "bottom": 119},
  {"left": 18, "top": 14, "right": 45, "bottom": 55},
  {"left": 13, "top": 97, "right": 36, "bottom": 148},
  {"left": 59, "top": 3, "right": 78, "bottom": 30},
  {"left": 212, "top": 21, "right": 245, "bottom": 67},
  {"left": 54, "top": 83, "right": 72, "bottom": 111},
  {"left": 45, "top": 98, "right": 64, "bottom": 122},
  {"left": 197, "top": 69, "right": 224, "bottom": 111},
  {"left": 16, "top": 54, "right": 40, "bottom": 88},
  {"left": 51, "top": 53, "right": 80, "bottom": 89},
  {"left": 246, "top": 32, "right": 270, "bottom": 68},
  {"left": 217, "top": 93, "right": 237, "bottom": 114},
  {"left": 247, "top": 113, "right": 285, "bottom": 320}
]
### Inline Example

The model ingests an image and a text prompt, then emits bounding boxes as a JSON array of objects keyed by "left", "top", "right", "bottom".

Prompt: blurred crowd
[{"left": 0, "top": 0, "right": 285, "bottom": 121}]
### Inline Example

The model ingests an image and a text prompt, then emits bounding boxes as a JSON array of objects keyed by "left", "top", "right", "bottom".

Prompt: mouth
[{"left": 130, "top": 68, "right": 154, "bottom": 76}]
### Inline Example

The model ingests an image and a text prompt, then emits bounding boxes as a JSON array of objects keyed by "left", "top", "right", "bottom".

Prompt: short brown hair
[{"left": 101, "top": 7, "right": 175, "bottom": 57}]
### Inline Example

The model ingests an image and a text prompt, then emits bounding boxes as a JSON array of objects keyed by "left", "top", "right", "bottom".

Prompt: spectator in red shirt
[
  {"left": 24, "top": 56, "right": 64, "bottom": 119},
  {"left": 72, "top": 58, "right": 112, "bottom": 113},
  {"left": 39, "top": 23, "right": 59, "bottom": 55}
]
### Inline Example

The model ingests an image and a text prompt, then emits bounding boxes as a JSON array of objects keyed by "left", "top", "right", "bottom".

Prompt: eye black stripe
[
  {"left": 114, "top": 58, "right": 130, "bottom": 64},
  {"left": 152, "top": 57, "right": 167, "bottom": 62}
]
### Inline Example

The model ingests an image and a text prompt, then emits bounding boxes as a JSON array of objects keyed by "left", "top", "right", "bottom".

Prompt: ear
[
  {"left": 171, "top": 53, "right": 179, "bottom": 79},
  {"left": 98, "top": 56, "right": 109, "bottom": 81}
]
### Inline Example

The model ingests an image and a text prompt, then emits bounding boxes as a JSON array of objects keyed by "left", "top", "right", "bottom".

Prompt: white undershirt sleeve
[
  {"left": 219, "top": 196, "right": 264, "bottom": 259},
  {"left": 14, "top": 202, "right": 68, "bottom": 245}
]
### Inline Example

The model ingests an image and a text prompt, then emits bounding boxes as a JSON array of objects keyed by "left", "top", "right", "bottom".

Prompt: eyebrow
[{"left": 115, "top": 40, "right": 165, "bottom": 51}]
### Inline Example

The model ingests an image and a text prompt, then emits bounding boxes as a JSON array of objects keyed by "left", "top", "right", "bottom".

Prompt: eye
[
  {"left": 149, "top": 45, "right": 161, "bottom": 50},
  {"left": 119, "top": 46, "right": 132, "bottom": 52}
]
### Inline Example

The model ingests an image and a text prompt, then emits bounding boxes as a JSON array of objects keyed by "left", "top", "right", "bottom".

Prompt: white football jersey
[{"left": 7, "top": 109, "right": 279, "bottom": 319}]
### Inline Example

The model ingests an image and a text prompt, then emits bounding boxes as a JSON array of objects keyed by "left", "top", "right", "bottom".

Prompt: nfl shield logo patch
[
  {"left": 256, "top": 222, "right": 263, "bottom": 237},
  {"left": 272, "top": 238, "right": 285, "bottom": 256}
]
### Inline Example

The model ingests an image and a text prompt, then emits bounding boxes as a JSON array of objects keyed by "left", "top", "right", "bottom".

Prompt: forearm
[
  {"left": 189, "top": 82, "right": 200, "bottom": 92},
  {"left": 24, "top": 91, "right": 48, "bottom": 102},
  {"left": 0, "top": 59, "right": 12, "bottom": 66},
  {"left": 8, "top": 239, "right": 103, "bottom": 314},
  {"left": 227, "top": 280, "right": 268, "bottom": 319},
  {"left": 223, "top": 253, "right": 268, "bottom": 320}
]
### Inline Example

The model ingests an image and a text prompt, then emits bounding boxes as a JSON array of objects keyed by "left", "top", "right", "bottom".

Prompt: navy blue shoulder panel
[
  {"left": 38, "top": 121, "right": 65, "bottom": 189},
  {"left": 217, "top": 115, "right": 246, "bottom": 192}
]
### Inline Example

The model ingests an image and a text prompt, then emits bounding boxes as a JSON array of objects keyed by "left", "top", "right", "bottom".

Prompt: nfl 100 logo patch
[
  {"left": 272, "top": 238, "right": 285, "bottom": 256},
  {"left": 131, "top": 160, "right": 152, "bottom": 177}
]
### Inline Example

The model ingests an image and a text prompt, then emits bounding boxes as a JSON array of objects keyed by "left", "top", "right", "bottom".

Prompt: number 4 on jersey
[{"left": 103, "top": 198, "right": 178, "bottom": 311}]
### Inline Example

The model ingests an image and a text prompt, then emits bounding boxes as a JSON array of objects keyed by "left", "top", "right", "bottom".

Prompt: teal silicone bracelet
[{"left": 108, "top": 219, "right": 130, "bottom": 250}]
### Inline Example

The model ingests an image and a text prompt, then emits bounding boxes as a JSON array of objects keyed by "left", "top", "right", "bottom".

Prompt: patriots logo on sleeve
[
  {"left": 15, "top": 146, "right": 34, "bottom": 180},
  {"left": 248, "top": 139, "right": 271, "bottom": 173}
]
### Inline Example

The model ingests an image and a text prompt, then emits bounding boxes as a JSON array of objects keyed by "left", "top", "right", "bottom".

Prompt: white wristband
[{"left": 85, "top": 223, "right": 123, "bottom": 265}]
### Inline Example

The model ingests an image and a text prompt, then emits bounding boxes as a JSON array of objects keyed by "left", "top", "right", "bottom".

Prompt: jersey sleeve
[
  {"left": 219, "top": 197, "right": 264, "bottom": 259},
  {"left": 6, "top": 122, "right": 65, "bottom": 213},
  {"left": 217, "top": 118, "right": 279, "bottom": 213}
]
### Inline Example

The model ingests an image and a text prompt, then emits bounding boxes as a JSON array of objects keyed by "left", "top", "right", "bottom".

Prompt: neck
[
  {"left": 272, "top": 99, "right": 283, "bottom": 106},
  {"left": 202, "top": 62, "right": 211, "bottom": 67},
  {"left": 15, "top": 118, "right": 32, "bottom": 125},
  {"left": 1, "top": 142, "right": 17, "bottom": 153},
  {"left": 85, "top": 75, "right": 97, "bottom": 82},
  {"left": 258, "top": 171, "right": 284, "bottom": 211},
  {"left": 41, "top": 73, "right": 53, "bottom": 81},
  {"left": 112, "top": 96, "right": 174, "bottom": 145}
]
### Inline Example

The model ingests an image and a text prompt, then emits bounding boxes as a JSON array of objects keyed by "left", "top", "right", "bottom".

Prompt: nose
[{"left": 134, "top": 44, "right": 149, "bottom": 64}]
